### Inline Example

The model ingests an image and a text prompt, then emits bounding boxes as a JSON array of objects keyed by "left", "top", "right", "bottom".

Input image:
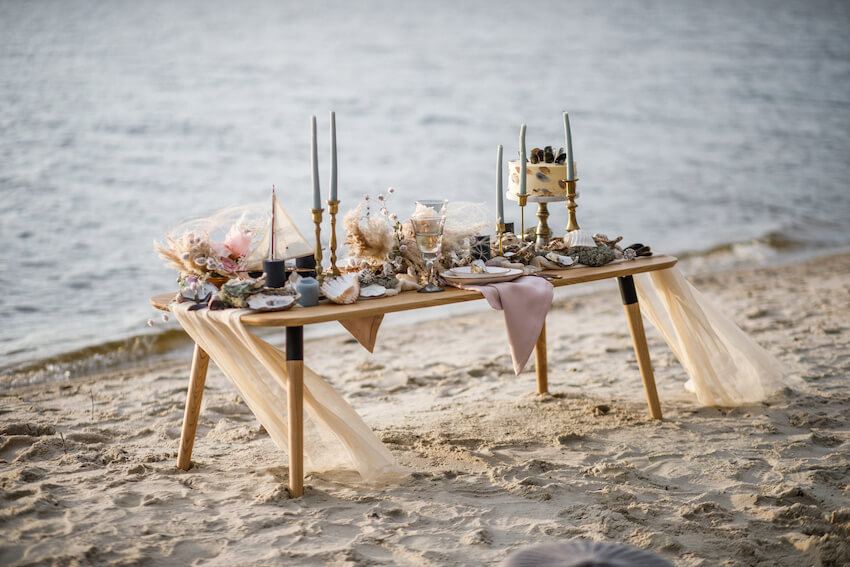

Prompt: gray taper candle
[{"left": 519, "top": 124, "right": 527, "bottom": 196}]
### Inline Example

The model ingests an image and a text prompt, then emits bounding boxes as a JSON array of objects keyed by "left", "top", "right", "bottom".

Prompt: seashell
[
  {"left": 529, "top": 152, "right": 539, "bottom": 164},
  {"left": 539, "top": 166, "right": 551, "bottom": 174},
  {"left": 593, "top": 233, "right": 623, "bottom": 249},
  {"left": 555, "top": 152, "right": 566, "bottom": 164},
  {"left": 544, "top": 146, "right": 554, "bottom": 162},
  {"left": 359, "top": 284, "right": 387, "bottom": 299},
  {"left": 321, "top": 273, "right": 360, "bottom": 304},
  {"left": 247, "top": 294, "right": 297, "bottom": 312},
  {"left": 568, "top": 229, "right": 597, "bottom": 248},
  {"left": 535, "top": 172, "right": 550, "bottom": 181},
  {"left": 180, "top": 281, "right": 219, "bottom": 303},
  {"left": 545, "top": 252, "right": 575, "bottom": 267},
  {"left": 223, "top": 277, "right": 265, "bottom": 298},
  {"left": 470, "top": 259, "right": 488, "bottom": 273},
  {"left": 558, "top": 179, "right": 567, "bottom": 189}
]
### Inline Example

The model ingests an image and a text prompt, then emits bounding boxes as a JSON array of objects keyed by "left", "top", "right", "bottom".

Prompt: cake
[{"left": 507, "top": 145, "right": 569, "bottom": 200}]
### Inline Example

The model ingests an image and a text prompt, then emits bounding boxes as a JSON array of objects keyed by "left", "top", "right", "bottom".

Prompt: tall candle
[
  {"left": 496, "top": 144, "right": 504, "bottom": 224},
  {"left": 519, "top": 124, "right": 527, "bottom": 196},
  {"left": 329, "top": 111, "right": 338, "bottom": 201},
  {"left": 563, "top": 112, "right": 575, "bottom": 180},
  {"left": 311, "top": 115, "right": 320, "bottom": 209}
]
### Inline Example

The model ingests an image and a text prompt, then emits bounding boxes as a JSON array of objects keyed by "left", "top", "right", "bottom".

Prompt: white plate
[
  {"left": 443, "top": 268, "right": 524, "bottom": 286},
  {"left": 445, "top": 266, "right": 510, "bottom": 277}
]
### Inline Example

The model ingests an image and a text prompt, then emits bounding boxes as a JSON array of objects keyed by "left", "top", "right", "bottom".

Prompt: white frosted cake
[{"left": 507, "top": 159, "right": 568, "bottom": 200}]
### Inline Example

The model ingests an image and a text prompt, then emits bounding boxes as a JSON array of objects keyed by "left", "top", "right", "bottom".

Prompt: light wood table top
[{"left": 150, "top": 255, "right": 677, "bottom": 327}]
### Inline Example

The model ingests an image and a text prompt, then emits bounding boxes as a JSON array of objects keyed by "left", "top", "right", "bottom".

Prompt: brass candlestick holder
[
  {"left": 327, "top": 200, "right": 341, "bottom": 278},
  {"left": 496, "top": 222, "right": 506, "bottom": 256},
  {"left": 535, "top": 202, "right": 552, "bottom": 249},
  {"left": 311, "top": 208, "right": 324, "bottom": 283},
  {"left": 517, "top": 193, "right": 528, "bottom": 240},
  {"left": 565, "top": 177, "right": 580, "bottom": 232}
]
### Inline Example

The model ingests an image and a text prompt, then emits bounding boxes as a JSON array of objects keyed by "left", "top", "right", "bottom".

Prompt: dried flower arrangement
[
  {"left": 154, "top": 205, "right": 272, "bottom": 285},
  {"left": 342, "top": 189, "right": 496, "bottom": 286},
  {"left": 155, "top": 225, "right": 255, "bottom": 281}
]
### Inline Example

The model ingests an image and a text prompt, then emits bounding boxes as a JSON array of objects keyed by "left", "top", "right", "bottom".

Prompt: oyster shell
[
  {"left": 321, "top": 273, "right": 360, "bottom": 304},
  {"left": 247, "top": 294, "right": 297, "bottom": 312},
  {"left": 568, "top": 229, "right": 596, "bottom": 248},
  {"left": 545, "top": 252, "right": 575, "bottom": 267},
  {"left": 359, "top": 284, "right": 387, "bottom": 299}
]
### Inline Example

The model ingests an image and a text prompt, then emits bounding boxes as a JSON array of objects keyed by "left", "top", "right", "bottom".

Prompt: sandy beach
[{"left": 2, "top": 252, "right": 848, "bottom": 566}]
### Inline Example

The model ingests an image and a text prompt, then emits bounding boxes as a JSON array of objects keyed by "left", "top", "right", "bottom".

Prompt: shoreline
[{"left": 1, "top": 251, "right": 848, "bottom": 566}]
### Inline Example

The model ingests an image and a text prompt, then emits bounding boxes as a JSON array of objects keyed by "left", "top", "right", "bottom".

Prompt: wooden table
[{"left": 151, "top": 254, "right": 677, "bottom": 497}]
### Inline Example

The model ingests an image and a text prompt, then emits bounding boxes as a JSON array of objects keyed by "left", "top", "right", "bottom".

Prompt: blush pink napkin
[{"left": 463, "top": 276, "right": 554, "bottom": 375}]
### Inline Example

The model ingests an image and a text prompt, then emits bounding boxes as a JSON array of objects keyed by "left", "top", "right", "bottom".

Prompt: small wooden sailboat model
[{"left": 244, "top": 188, "right": 314, "bottom": 271}]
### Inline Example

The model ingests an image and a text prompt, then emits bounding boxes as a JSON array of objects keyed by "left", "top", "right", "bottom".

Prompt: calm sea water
[{"left": 2, "top": 0, "right": 849, "bottom": 387}]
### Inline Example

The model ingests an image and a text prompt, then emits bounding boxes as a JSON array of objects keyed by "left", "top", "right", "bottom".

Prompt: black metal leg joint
[
  {"left": 618, "top": 275, "right": 639, "bottom": 306},
  {"left": 285, "top": 326, "right": 304, "bottom": 360}
]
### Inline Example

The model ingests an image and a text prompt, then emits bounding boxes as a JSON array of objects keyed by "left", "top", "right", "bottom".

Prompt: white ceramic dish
[
  {"left": 442, "top": 268, "right": 524, "bottom": 286},
  {"left": 445, "top": 266, "right": 510, "bottom": 277}
]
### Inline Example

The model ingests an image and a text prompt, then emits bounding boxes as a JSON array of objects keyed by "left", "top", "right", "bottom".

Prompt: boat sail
[{"left": 244, "top": 191, "right": 314, "bottom": 271}]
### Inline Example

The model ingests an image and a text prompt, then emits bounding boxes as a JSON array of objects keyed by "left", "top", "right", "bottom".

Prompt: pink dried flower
[
  {"left": 387, "top": 187, "right": 395, "bottom": 194},
  {"left": 225, "top": 225, "right": 253, "bottom": 258},
  {"left": 211, "top": 242, "right": 230, "bottom": 260},
  {"left": 219, "top": 256, "right": 238, "bottom": 274}
]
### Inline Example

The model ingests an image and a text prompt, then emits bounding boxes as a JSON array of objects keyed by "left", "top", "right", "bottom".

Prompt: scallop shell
[
  {"left": 359, "top": 284, "right": 387, "bottom": 299},
  {"left": 321, "top": 273, "right": 360, "bottom": 304},
  {"left": 246, "top": 294, "right": 297, "bottom": 312},
  {"left": 568, "top": 229, "right": 596, "bottom": 248}
]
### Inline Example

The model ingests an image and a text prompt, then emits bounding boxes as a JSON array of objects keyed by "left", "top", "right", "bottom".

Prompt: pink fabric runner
[{"left": 463, "top": 276, "right": 554, "bottom": 374}]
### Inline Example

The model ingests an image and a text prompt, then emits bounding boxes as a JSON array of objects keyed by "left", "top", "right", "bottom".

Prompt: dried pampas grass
[{"left": 343, "top": 204, "right": 395, "bottom": 264}]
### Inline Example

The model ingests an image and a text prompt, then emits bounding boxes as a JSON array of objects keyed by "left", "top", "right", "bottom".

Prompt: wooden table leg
[
  {"left": 535, "top": 321, "right": 548, "bottom": 394},
  {"left": 285, "top": 326, "right": 305, "bottom": 498},
  {"left": 177, "top": 343, "right": 210, "bottom": 470},
  {"left": 618, "top": 275, "right": 663, "bottom": 420}
]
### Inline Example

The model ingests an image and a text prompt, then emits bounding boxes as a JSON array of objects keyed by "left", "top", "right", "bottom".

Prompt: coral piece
[{"left": 572, "top": 245, "right": 616, "bottom": 267}]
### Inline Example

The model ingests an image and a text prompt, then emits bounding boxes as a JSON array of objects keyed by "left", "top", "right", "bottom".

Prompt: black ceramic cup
[{"left": 295, "top": 254, "right": 317, "bottom": 278}]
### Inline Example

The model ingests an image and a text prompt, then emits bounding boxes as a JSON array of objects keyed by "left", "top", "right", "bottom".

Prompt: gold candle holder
[
  {"left": 326, "top": 200, "right": 340, "bottom": 278},
  {"left": 535, "top": 202, "right": 552, "bottom": 249},
  {"left": 517, "top": 193, "right": 528, "bottom": 241},
  {"left": 496, "top": 222, "right": 506, "bottom": 256},
  {"left": 565, "top": 177, "right": 580, "bottom": 232},
  {"left": 311, "top": 208, "right": 324, "bottom": 283}
]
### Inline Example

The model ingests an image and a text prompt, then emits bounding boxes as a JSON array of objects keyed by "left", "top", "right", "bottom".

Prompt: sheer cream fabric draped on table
[
  {"left": 171, "top": 303, "right": 404, "bottom": 484},
  {"left": 635, "top": 267, "right": 796, "bottom": 407}
]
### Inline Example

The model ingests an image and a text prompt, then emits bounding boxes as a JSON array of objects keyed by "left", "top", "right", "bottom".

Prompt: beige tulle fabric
[
  {"left": 170, "top": 303, "right": 404, "bottom": 484},
  {"left": 634, "top": 267, "right": 794, "bottom": 407}
]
